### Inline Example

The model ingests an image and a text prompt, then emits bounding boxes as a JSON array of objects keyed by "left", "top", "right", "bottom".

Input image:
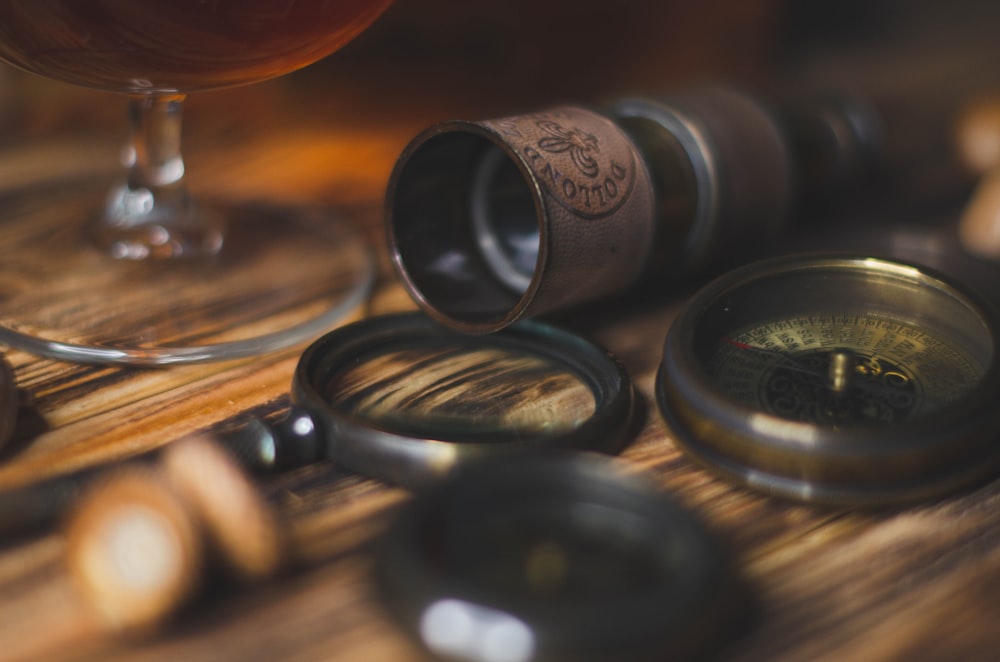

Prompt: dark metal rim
[
  {"left": 612, "top": 96, "right": 721, "bottom": 268},
  {"left": 384, "top": 120, "right": 548, "bottom": 333}
]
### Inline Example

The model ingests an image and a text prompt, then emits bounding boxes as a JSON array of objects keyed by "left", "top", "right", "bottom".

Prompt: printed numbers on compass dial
[{"left": 710, "top": 312, "right": 984, "bottom": 426}]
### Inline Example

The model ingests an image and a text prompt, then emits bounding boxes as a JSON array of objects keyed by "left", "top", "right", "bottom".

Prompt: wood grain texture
[{"left": 0, "top": 58, "right": 999, "bottom": 662}]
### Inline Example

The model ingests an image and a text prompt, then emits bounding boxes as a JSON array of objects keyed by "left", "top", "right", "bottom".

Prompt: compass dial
[
  {"left": 657, "top": 255, "right": 1000, "bottom": 505},
  {"left": 711, "top": 312, "right": 985, "bottom": 426}
]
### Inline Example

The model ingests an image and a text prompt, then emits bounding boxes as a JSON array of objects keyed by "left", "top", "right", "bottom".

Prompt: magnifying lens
[
  {"left": 375, "top": 453, "right": 744, "bottom": 662},
  {"left": 0, "top": 312, "right": 636, "bottom": 535},
  {"left": 237, "top": 311, "right": 635, "bottom": 488}
]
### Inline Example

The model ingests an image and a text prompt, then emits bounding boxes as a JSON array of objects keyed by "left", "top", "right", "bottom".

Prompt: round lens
[
  {"left": 292, "top": 313, "right": 634, "bottom": 488},
  {"left": 323, "top": 342, "right": 595, "bottom": 439}
]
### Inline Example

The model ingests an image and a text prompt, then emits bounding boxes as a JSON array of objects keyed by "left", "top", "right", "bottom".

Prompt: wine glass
[{"left": 0, "top": 0, "right": 393, "bottom": 365}]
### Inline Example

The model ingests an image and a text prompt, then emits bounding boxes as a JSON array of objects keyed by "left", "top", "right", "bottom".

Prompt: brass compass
[{"left": 656, "top": 255, "right": 1000, "bottom": 506}]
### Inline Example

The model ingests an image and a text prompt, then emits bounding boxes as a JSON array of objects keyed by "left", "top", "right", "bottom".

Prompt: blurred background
[
  {"left": 2, "top": 0, "right": 1000, "bottom": 202},
  {"left": 331, "top": 0, "right": 1000, "bottom": 113}
]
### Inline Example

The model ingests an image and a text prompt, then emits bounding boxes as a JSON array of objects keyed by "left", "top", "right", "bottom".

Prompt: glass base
[{"left": 0, "top": 184, "right": 374, "bottom": 365}]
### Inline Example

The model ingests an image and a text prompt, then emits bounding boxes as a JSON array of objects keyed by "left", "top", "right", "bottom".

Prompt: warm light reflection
[
  {"left": 425, "top": 441, "right": 459, "bottom": 478},
  {"left": 103, "top": 505, "right": 182, "bottom": 592},
  {"left": 860, "top": 257, "right": 922, "bottom": 281},
  {"left": 748, "top": 412, "right": 818, "bottom": 445}
]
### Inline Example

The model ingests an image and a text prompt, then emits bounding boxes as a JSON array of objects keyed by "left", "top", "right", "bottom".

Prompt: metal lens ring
[{"left": 292, "top": 312, "right": 635, "bottom": 489}]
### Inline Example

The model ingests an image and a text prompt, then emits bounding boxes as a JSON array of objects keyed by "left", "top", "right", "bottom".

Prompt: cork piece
[
  {"left": 161, "top": 435, "right": 285, "bottom": 582},
  {"left": 959, "top": 168, "right": 1000, "bottom": 259},
  {"left": 955, "top": 97, "right": 1000, "bottom": 176},
  {"left": 64, "top": 467, "right": 203, "bottom": 632}
]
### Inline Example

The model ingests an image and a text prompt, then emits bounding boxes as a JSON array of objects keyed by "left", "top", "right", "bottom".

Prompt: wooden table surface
[{"left": 1, "top": 10, "right": 1000, "bottom": 659}]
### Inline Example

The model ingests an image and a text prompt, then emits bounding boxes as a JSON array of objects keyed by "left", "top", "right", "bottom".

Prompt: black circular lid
[{"left": 374, "top": 453, "right": 744, "bottom": 662}]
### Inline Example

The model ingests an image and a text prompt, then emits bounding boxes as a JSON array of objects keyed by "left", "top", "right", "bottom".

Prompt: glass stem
[
  {"left": 128, "top": 92, "right": 186, "bottom": 195},
  {"left": 94, "top": 93, "right": 223, "bottom": 260}
]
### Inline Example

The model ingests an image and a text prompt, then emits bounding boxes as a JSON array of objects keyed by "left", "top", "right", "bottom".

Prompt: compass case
[{"left": 656, "top": 254, "right": 1000, "bottom": 506}]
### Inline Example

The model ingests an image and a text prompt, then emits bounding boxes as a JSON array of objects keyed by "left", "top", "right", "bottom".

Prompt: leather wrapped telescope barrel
[{"left": 386, "top": 86, "right": 879, "bottom": 333}]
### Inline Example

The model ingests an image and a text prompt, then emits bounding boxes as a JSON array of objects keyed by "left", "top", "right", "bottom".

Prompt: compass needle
[{"left": 828, "top": 351, "right": 854, "bottom": 393}]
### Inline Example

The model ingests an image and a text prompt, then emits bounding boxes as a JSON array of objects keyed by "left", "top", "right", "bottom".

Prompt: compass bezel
[{"left": 656, "top": 254, "right": 1000, "bottom": 506}]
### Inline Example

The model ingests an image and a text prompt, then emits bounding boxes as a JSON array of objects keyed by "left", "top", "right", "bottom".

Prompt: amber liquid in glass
[{"left": 0, "top": 0, "right": 392, "bottom": 92}]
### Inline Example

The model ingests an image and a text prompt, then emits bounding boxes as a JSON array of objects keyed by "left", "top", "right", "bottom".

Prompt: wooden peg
[
  {"left": 161, "top": 435, "right": 285, "bottom": 583},
  {"left": 64, "top": 467, "right": 203, "bottom": 633},
  {"left": 955, "top": 97, "right": 1000, "bottom": 176}
]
